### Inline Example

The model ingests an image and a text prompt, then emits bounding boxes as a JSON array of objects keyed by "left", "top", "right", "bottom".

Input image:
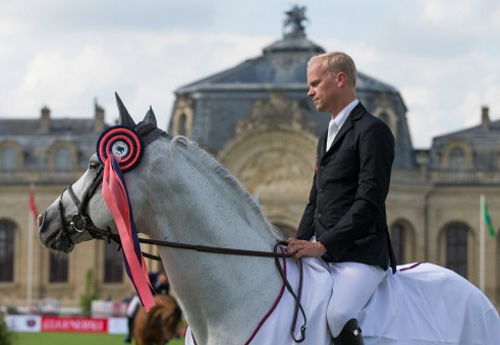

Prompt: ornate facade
[{"left": 1, "top": 6, "right": 499, "bottom": 311}]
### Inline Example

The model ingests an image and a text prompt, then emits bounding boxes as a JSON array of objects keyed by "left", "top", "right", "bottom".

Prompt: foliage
[
  {"left": 0, "top": 312, "right": 14, "bottom": 345},
  {"left": 79, "top": 269, "right": 99, "bottom": 316}
]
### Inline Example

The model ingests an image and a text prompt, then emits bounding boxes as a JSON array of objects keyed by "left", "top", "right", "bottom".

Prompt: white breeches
[
  {"left": 327, "top": 262, "right": 387, "bottom": 337},
  {"left": 126, "top": 295, "right": 141, "bottom": 317}
]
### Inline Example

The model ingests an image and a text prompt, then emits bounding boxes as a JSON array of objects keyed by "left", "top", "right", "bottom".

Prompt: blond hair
[{"left": 308, "top": 51, "right": 357, "bottom": 87}]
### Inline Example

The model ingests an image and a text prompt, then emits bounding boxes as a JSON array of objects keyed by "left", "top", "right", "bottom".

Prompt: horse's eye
[{"left": 89, "top": 162, "right": 100, "bottom": 170}]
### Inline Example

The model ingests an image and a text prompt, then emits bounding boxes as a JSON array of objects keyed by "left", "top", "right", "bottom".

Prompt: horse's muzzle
[{"left": 38, "top": 211, "right": 74, "bottom": 253}]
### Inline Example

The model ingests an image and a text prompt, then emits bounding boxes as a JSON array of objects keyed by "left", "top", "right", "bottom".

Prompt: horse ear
[
  {"left": 115, "top": 92, "right": 136, "bottom": 128},
  {"left": 143, "top": 106, "right": 158, "bottom": 127}
]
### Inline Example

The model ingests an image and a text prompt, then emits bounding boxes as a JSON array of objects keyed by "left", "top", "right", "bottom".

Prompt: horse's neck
[{"left": 139, "top": 141, "right": 284, "bottom": 344}]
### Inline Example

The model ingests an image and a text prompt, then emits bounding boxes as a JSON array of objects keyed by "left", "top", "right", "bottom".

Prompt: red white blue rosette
[
  {"left": 96, "top": 126, "right": 144, "bottom": 172},
  {"left": 98, "top": 125, "right": 154, "bottom": 311}
]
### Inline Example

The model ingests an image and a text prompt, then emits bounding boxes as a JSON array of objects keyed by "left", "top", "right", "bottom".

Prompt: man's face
[{"left": 306, "top": 60, "right": 339, "bottom": 114}]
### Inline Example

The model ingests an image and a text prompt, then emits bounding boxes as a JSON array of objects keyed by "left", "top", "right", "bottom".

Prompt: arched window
[
  {"left": 0, "top": 220, "right": 15, "bottom": 282},
  {"left": 104, "top": 242, "right": 123, "bottom": 283},
  {"left": 177, "top": 113, "right": 188, "bottom": 137},
  {"left": 49, "top": 253, "right": 68, "bottom": 283},
  {"left": 390, "top": 223, "right": 405, "bottom": 264},
  {"left": 55, "top": 147, "right": 71, "bottom": 171},
  {"left": 1, "top": 147, "right": 18, "bottom": 171},
  {"left": 378, "top": 112, "right": 389, "bottom": 125},
  {"left": 449, "top": 147, "right": 466, "bottom": 170},
  {"left": 445, "top": 223, "right": 468, "bottom": 278},
  {"left": 373, "top": 108, "right": 397, "bottom": 142}
]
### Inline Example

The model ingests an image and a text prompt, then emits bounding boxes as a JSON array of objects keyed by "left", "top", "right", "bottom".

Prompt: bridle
[
  {"left": 56, "top": 121, "right": 307, "bottom": 343},
  {"left": 57, "top": 121, "right": 167, "bottom": 245},
  {"left": 58, "top": 165, "right": 108, "bottom": 244}
]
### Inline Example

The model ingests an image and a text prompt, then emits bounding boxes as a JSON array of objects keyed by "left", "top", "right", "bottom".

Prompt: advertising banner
[
  {"left": 5, "top": 315, "right": 41, "bottom": 332},
  {"left": 6, "top": 315, "right": 127, "bottom": 334},
  {"left": 40, "top": 316, "right": 108, "bottom": 333}
]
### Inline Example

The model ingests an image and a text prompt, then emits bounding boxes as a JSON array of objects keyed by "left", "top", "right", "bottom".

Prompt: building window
[
  {"left": 1, "top": 148, "right": 18, "bottom": 171},
  {"left": 378, "top": 112, "right": 389, "bottom": 125},
  {"left": 49, "top": 253, "right": 68, "bottom": 283},
  {"left": 55, "top": 147, "right": 71, "bottom": 171},
  {"left": 445, "top": 223, "right": 468, "bottom": 278},
  {"left": 104, "top": 243, "right": 123, "bottom": 283},
  {"left": 0, "top": 220, "right": 15, "bottom": 282},
  {"left": 177, "top": 113, "right": 188, "bottom": 136},
  {"left": 449, "top": 147, "right": 466, "bottom": 170},
  {"left": 373, "top": 108, "right": 397, "bottom": 142},
  {"left": 390, "top": 223, "right": 405, "bottom": 264}
]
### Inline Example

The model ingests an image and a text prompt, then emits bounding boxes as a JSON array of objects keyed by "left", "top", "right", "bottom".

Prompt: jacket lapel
[
  {"left": 319, "top": 131, "right": 328, "bottom": 157},
  {"left": 322, "top": 103, "right": 365, "bottom": 160}
]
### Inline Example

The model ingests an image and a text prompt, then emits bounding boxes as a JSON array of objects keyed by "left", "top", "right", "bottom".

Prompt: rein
[
  {"left": 134, "top": 236, "right": 308, "bottom": 343},
  {"left": 105, "top": 233, "right": 308, "bottom": 342},
  {"left": 95, "top": 232, "right": 307, "bottom": 342},
  {"left": 138, "top": 237, "right": 292, "bottom": 258},
  {"left": 57, "top": 121, "right": 307, "bottom": 343}
]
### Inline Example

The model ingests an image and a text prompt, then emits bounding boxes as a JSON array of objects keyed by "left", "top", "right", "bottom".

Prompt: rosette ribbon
[{"left": 101, "top": 155, "right": 155, "bottom": 311}]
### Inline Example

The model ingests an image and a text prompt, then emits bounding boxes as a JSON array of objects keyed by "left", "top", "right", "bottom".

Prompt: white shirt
[{"left": 326, "top": 99, "right": 359, "bottom": 150}]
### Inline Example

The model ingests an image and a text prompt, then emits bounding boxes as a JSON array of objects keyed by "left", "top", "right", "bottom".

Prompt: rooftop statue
[{"left": 283, "top": 5, "right": 308, "bottom": 37}]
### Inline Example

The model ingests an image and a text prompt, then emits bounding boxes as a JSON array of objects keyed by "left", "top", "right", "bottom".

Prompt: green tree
[
  {"left": 79, "top": 269, "right": 98, "bottom": 316},
  {"left": 0, "top": 312, "right": 14, "bottom": 345}
]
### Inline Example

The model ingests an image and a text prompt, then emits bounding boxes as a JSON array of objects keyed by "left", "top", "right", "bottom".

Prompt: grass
[{"left": 13, "top": 332, "right": 185, "bottom": 345}]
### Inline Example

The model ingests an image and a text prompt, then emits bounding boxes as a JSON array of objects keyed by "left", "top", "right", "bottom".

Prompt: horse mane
[{"left": 169, "top": 136, "right": 284, "bottom": 241}]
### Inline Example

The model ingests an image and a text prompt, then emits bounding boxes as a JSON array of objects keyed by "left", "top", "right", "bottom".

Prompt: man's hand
[{"left": 286, "top": 238, "right": 327, "bottom": 259}]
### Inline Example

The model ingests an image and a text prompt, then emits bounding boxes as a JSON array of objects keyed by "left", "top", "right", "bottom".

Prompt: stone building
[
  {"left": 1, "top": 6, "right": 499, "bottom": 310},
  {"left": 169, "top": 6, "right": 500, "bottom": 306}
]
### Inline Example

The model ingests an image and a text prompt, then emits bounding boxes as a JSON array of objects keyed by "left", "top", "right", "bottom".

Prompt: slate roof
[
  {"left": 176, "top": 33, "right": 398, "bottom": 95},
  {"left": 429, "top": 113, "right": 500, "bottom": 171},
  {"left": 0, "top": 118, "right": 97, "bottom": 136},
  {"left": 0, "top": 112, "right": 109, "bottom": 173},
  {"left": 433, "top": 119, "right": 500, "bottom": 142}
]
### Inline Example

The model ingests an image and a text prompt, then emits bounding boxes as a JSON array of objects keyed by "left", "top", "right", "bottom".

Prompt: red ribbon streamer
[{"left": 101, "top": 155, "right": 155, "bottom": 311}]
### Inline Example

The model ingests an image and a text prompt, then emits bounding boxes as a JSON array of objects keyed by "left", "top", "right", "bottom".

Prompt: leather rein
[{"left": 56, "top": 122, "right": 307, "bottom": 343}]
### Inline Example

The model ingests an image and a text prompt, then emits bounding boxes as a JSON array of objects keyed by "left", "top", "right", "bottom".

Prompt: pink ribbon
[{"left": 102, "top": 155, "right": 155, "bottom": 311}]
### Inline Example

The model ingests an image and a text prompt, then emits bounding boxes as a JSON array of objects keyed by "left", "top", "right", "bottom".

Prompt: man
[{"left": 287, "top": 51, "right": 396, "bottom": 345}]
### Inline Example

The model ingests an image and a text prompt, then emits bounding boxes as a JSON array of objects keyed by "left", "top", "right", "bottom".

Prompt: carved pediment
[
  {"left": 239, "top": 148, "right": 312, "bottom": 195},
  {"left": 236, "top": 91, "right": 315, "bottom": 135}
]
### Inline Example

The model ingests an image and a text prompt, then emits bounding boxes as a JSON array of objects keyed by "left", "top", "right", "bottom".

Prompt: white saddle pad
[
  {"left": 185, "top": 260, "right": 500, "bottom": 345},
  {"left": 360, "top": 262, "right": 500, "bottom": 345}
]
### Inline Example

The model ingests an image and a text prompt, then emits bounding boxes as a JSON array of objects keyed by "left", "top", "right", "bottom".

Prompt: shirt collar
[{"left": 331, "top": 99, "right": 359, "bottom": 130}]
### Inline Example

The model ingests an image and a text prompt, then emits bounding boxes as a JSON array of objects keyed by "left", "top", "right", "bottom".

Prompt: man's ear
[{"left": 337, "top": 72, "right": 348, "bottom": 86}]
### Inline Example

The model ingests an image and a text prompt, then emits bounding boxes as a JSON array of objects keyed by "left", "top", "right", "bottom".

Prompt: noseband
[{"left": 57, "top": 165, "right": 109, "bottom": 244}]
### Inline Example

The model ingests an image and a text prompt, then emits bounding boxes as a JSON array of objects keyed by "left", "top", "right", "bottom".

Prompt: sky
[{"left": 0, "top": 0, "right": 499, "bottom": 148}]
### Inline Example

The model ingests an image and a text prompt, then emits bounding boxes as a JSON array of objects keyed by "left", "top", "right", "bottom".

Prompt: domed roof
[
  {"left": 170, "top": 6, "right": 413, "bottom": 170},
  {"left": 175, "top": 6, "right": 397, "bottom": 95}
]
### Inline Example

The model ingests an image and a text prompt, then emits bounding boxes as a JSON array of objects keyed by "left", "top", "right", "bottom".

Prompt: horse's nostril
[{"left": 37, "top": 212, "right": 44, "bottom": 230}]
